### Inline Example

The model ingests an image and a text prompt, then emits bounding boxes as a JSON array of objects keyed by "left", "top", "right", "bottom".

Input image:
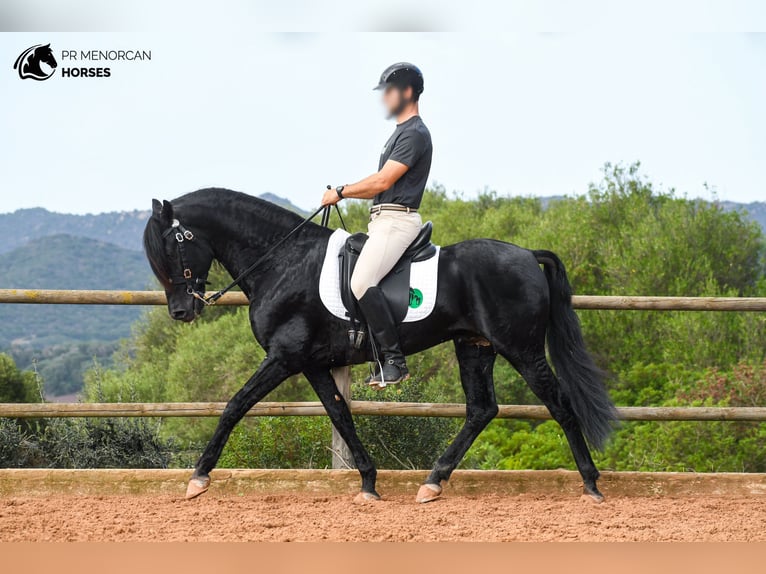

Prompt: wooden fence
[
  {"left": 1, "top": 289, "right": 765, "bottom": 468},
  {"left": 2, "top": 401, "right": 766, "bottom": 421},
  {"left": 2, "top": 289, "right": 766, "bottom": 311}
]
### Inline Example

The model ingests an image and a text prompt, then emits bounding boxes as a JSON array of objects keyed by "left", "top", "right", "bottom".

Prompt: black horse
[
  {"left": 143, "top": 188, "right": 617, "bottom": 503},
  {"left": 14, "top": 44, "right": 57, "bottom": 81}
]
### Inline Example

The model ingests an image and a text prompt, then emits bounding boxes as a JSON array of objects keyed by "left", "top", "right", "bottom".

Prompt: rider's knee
[{"left": 351, "top": 275, "right": 370, "bottom": 300}]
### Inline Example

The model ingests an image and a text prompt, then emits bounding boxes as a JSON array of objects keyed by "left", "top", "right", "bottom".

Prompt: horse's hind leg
[
  {"left": 418, "top": 337, "right": 499, "bottom": 503},
  {"left": 303, "top": 368, "right": 380, "bottom": 503},
  {"left": 506, "top": 348, "right": 604, "bottom": 502}
]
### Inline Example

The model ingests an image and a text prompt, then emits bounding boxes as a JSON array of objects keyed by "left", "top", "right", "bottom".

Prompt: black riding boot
[{"left": 357, "top": 286, "right": 409, "bottom": 387}]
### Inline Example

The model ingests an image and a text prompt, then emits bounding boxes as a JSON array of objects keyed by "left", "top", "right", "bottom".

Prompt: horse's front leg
[
  {"left": 303, "top": 368, "right": 380, "bottom": 503},
  {"left": 186, "top": 356, "right": 292, "bottom": 499}
]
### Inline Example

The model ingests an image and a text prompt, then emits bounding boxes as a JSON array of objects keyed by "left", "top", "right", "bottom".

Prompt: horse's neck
[
  {"left": 194, "top": 206, "right": 321, "bottom": 299},
  {"left": 214, "top": 235, "right": 268, "bottom": 296},
  {"left": 26, "top": 55, "right": 41, "bottom": 73}
]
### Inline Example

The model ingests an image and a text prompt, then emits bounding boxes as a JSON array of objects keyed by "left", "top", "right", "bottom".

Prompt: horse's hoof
[
  {"left": 580, "top": 487, "right": 605, "bottom": 504},
  {"left": 185, "top": 476, "right": 211, "bottom": 500},
  {"left": 353, "top": 491, "right": 381, "bottom": 504},
  {"left": 416, "top": 483, "right": 443, "bottom": 504}
]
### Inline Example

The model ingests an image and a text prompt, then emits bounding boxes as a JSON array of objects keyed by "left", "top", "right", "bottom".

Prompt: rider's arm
[
  {"left": 321, "top": 160, "right": 409, "bottom": 206},
  {"left": 322, "top": 128, "right": 428, "bottom": 206},
  {"left": 342, "top": 160, "right": 409, "bottom": 199}
]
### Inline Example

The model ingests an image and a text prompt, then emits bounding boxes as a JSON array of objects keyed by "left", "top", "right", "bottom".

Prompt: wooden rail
[
  {"left": 0, "top": 289, "right": 240, "bottom": 306},
  {"left": 1, "top": 289, "right": 766, "bottom": 311},
  {"left": 2, "top": 401, "right": 766, "bottom": 421}
]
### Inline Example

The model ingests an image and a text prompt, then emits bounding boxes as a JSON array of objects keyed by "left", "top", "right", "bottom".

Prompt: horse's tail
[{"left": 533, "top": 249, "right": 617, "bottom": 450}]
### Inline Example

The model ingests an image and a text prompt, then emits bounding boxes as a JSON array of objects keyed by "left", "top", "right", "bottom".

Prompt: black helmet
[{"left": 374, "top": 62, "right": 424, "bottom": 100}]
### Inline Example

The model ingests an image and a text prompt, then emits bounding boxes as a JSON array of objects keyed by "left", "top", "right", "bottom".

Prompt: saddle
[{"left": 339, "top": 221, "right": 437, "bottom": 347}]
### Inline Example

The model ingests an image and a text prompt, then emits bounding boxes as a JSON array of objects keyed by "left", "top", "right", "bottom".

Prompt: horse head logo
[{"left": 14, "top": 44, "right": 57, "bottom": 81}]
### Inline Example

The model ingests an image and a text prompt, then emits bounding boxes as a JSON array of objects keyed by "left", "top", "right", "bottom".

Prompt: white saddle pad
[{"left": 318, "top": 228, "right": 440, "bottom": 323}]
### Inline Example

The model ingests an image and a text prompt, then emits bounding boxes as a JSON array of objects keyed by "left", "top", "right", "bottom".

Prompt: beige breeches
[{"left": 350, "top": 209, "right": 423, "bottom": 299}]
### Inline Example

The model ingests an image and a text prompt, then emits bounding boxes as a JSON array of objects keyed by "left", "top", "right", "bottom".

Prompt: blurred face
[{"left": 382, "top": 85, "right": 413, "bottom": 119}]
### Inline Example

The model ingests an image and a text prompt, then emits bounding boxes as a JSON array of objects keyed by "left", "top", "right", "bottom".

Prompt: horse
[
  {"left": 14, "top": 44, "right": 58, "bottom": 81},
  {"left": 143, "top": 188, "right": 617, "bottom": 504}
]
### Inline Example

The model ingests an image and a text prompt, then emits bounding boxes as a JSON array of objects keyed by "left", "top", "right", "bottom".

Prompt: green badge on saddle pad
[{"left": 408, "top": 288, "right": 423, "bottom": 309}]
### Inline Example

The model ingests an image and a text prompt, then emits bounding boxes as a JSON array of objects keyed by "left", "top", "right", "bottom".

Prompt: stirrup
[{"left": 366, "top": 359, "right": 410, "bottom": 389}]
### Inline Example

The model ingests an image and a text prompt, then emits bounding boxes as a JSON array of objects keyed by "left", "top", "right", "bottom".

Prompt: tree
[{"left": 0, "top": 353, "right": 39, "bottom": 403}]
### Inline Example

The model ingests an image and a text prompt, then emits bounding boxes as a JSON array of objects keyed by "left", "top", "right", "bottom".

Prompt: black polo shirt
[{"left": 374, "top": 115, "right": 432, "bottom": 209}]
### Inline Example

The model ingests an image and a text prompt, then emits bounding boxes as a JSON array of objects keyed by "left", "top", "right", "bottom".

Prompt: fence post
[{"left": 331, "top": 366, "right": 354, "bottom": 469}]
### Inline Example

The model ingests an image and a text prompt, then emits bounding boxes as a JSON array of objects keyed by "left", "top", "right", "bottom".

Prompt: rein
[{"left": 165, "top": 203, "right": 346, "bottom": 306}]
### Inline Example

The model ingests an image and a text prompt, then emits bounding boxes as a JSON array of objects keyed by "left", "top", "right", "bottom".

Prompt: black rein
[{"left": 165, "top": 203, "right": 346, "bottom": 306}]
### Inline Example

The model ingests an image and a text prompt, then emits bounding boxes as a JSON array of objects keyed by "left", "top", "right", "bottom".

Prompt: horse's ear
[
  {"left": 43, "top": 43, "right": 50, "bottom": 49},
  {"left": 151, "top": 199, "right": 162, "bottom": 217},
  {"left": 161, "top": 200, "right": 174, "bottom": 223}
]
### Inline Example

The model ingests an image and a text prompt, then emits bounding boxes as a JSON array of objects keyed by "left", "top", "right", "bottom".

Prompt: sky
[{"left": 1, "top": 30, "right": 765, "bottom": 214}]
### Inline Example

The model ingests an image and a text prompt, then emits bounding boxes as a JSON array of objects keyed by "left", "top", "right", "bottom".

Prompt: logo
[
  {"left": 12, "top": 45, "right": 151, "bottom": 82},
  {"left": 408, "top": 287, "right": 423, "bottom": 309},
  {"left": 14, "top": 44, "right": 57, "bottom": 81}
]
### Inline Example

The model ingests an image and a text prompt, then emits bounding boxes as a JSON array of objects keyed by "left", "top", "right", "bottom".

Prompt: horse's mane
[
  {"left": 142, "top": 188, "right": 310, "bottom": 287},
  {"left": 143, "top": 216, "right": 172, "bottom": 288},
  {"left": 177, "top": 188, "right": 306, "bottom": 230}
]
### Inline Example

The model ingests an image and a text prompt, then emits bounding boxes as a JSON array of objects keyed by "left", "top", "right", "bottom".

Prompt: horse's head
[
  {"left": 143, "top": 199, "right": 215, "bottom": 322},
  {"left": 35, "top": 44, "right": 57, "bottom": 70}
]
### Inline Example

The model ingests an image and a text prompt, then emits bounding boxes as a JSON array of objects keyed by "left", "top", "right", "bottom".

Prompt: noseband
[{"left": 162, "top": 219, "right": 210, "bottom": 305}]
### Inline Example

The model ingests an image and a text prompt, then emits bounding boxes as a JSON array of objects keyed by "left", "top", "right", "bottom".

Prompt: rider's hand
[{"left": 321, "top": 187, "right": 341, "bottom": 206}]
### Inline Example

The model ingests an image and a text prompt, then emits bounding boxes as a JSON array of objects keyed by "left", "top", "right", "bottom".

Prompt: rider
[{"left": 321, "top": 62, "right": 433, "bottom": 386}]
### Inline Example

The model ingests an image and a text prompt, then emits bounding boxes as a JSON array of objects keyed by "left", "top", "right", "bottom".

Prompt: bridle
[
  {"left": 162, "top": 219, "right": 210, "bottom": 305},
  {"left": 162, "top": 202, "right": 346, "bottom": 307}
]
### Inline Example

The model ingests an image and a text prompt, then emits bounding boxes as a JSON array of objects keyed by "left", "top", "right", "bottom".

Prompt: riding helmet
[{"left": 374, "top": 62, "right": 424, "bottom": 98}]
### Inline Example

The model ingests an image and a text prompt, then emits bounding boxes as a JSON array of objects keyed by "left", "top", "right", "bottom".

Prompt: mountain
[
  {"left": 0, "top": 193, "right": 310, "bottom": 254},
  {"left": 0, "top": 234, "right": 152, "bottom": 349},
  {"left": 0, "top": 234, "right": 153, "bottom": 397},
  {"left": 258, "top": 193, "right": 310, "bottom": 216},
  {"left": 0, "top": 208, "right": 150, "bottom": 254},
  {"left": 0, "top": 234, "right": 151, "bottom": 293},
  {"left": 719, "top": 201, "right": 766, "bottom": 233}
]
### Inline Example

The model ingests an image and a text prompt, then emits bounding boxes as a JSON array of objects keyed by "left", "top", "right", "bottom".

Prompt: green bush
[
  {"left": 598, "top": 359, "right": 766, "bottom": 472},
  {"left": 0, "top": 417, "right": 173, "bottom": 469},
  {"left": 0, "top": 360, "right": 174, "bottom": 469},
  {"left": 351, "top": 372, "right": 461, "bottom": 469},
  {"left": 218, "top": 417, "right": 331, "bottom": 469},
  {"left": 0, "top": 418, "right": 43, "bottom": 467},
  {"left": 467, "top": 360, "right": 766, "bottom": 473},
  {"left": 38, "top": 417, "right": 174, "bottom": 469},
  {"left": 215, "top": 372, "right": 463, "bottom": 471},
  {"left": 597, "top": 420, "right": 766, "bottom": 473},
  {"left": 465, "top": 420, "right": 574, "bottom": 470}
]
